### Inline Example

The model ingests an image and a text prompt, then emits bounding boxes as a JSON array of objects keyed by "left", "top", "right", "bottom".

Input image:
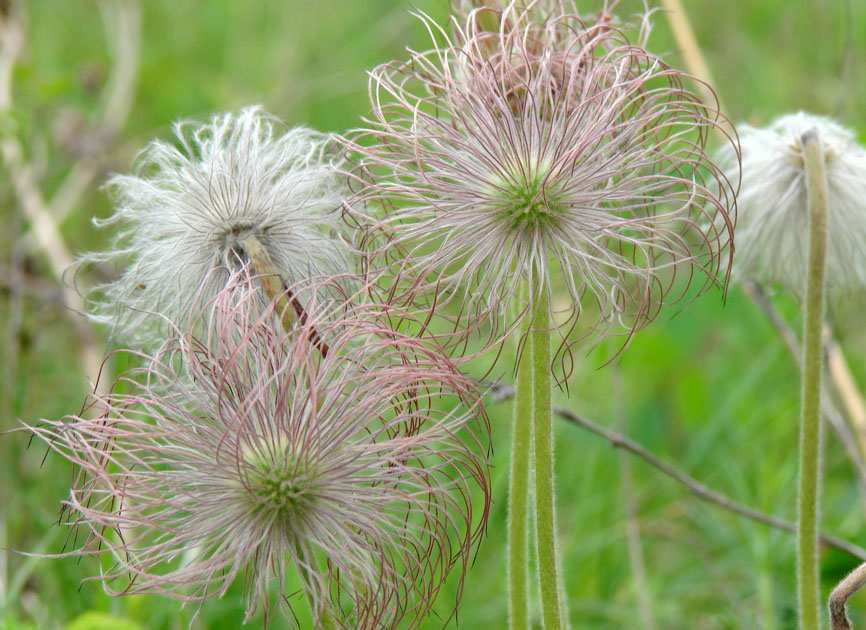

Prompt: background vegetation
[{"left": 2, "top": 0, "right": 866, "bottom": 628}]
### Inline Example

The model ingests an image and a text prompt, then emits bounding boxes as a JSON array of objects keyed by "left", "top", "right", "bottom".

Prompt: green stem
[
  {"left": 296, "top": 549, "right": 339, "bottom": 630},
  {"left": 508, "top": 281, "right": 532, "bottom": 630},
  {"left": 755, "top": 531, "right": 777, "bottom": 630},
  {"left": 531, "top": 284, "right": 566, "bottom": 629},
  {"left": 319, "top": 607, "right": 338, "bottom": 630},
  {"left": 797, "top": 129, "right": 828, "bottom": 630}
]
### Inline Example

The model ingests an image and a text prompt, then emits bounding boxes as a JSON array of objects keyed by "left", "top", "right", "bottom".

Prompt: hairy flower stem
[
  {"left": 296, "top": 551, "right": 338, "bottom": 630},
  {"left": 315, "top": 593, "right": 338, "bottom": 630},
  {"left": 531, "top": 285, "right": 566, "bottom": 629},
  {"left": 798, "top": 129, "right": 828, "bottom": 630},
  {"left": 508, "top": 281, "right": 532, "bottom": 630}
]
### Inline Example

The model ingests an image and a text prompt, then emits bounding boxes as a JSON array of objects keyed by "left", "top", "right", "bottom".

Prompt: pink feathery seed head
[
  {"left": 342, "top": 2, "right": 737, "bottom": 370},
  {"left": 27, "top": 282, "right": 491, "bottom": 629},
  {"left": 450, "top": 0, "right": 652, "bottom": 50}
]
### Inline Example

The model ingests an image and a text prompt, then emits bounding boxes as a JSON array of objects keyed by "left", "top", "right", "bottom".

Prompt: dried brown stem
[
  {"left": 830, "top": 561, "right": 866, "bottom": 630},
  {"left": 240, "top": 235, "right": 330, "bottom": 357},
  {"left": 660, "top": 0, "right": 733, "bottom": 143},
  {"left": 660, "top": 0, "right": 725, "bottom": 113},
  {"left": 487, "top": 385, "right": 866, "bottom": 561},
  {"left": 826, "top": 336, "right": 866, "bottom": 462}
]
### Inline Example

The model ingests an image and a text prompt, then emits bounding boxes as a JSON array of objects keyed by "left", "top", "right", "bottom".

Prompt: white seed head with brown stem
[{"left": 79, "top": 106, "right": 351, "bottom": 349}]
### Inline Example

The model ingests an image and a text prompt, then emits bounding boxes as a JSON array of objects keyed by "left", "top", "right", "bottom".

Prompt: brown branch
[
  {"left": 488, "top": 384, "right": 866, "bottom": 561},
  {"left": 830, "top": 561, "right": 866, "bottom": 630}
]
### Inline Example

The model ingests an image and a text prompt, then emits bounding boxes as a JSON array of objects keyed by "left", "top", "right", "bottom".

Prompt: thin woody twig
[
  {"left": 488, "top": 384, "right": 866, "bottom": 561},
  {"left": 830, "top": 561, "right": 866, "bottom": 630}
]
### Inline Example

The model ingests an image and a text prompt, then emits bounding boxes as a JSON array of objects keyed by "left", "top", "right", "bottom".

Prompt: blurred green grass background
[{"left": 2, "top": 0, "right": 866, "bottom": 628}]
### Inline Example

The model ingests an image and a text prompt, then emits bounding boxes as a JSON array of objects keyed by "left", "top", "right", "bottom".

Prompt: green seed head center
[
  {"left": 490, "top": 161, "right": 564, "bottom": 228},
  {"left": 243, "top": 441, "right": 314, "bottom": 515},
  {"left": 252, "top": 468, "right": 308, "bottom": 511},
  {"left": 513, "top": 186, "right": 549, "bottom": 218}
]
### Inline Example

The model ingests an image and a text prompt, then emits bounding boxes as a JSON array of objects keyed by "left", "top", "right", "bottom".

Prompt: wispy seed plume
[
  {"left": 80, "top": 106, "right": 351, "bottom": 349},
  {"left": 344, "top": 3, "right": 737, "bottom": 367},
  {"left": 29, "top": 280, "right": 491, "bottom": 628},
  {"left": 718, "top": 111, "right": 866, "bottom": 291}
]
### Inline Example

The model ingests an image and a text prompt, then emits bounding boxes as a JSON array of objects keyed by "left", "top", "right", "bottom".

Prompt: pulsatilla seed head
[
  {"left": 717, "top": 111, "right": 866, "bottom": 291},
  {"left": 343, "top": 2, "right": 737, "bottom": 370},
  {"left": 28, "top": 278, "right": 491, "bottom": 629},
  {"left": 78, "top": 106, "right": 351, "bottom": 350}
]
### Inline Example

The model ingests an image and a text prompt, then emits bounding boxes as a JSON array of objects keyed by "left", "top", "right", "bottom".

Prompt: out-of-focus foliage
[{"left": 65, "top": 612, "right": 145, "bottom": 630}]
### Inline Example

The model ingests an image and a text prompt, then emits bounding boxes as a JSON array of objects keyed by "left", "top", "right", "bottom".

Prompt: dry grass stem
[
  {"left": 826, "top": 336, "right": 866, "bottom": 462},
  {"left": 49, "top": 0, "right": 141, "bottom": 224},
  {"left": 660, "top": 0, "right": 727, "bottom": 125}
]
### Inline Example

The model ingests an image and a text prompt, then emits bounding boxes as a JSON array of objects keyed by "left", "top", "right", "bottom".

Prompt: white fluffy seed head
[
  {"left": 80, "top": 106, "right": 351, "bottom": 349},
  {"left": 720, "top": 111, "right": 866, "bottom": 291}
]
